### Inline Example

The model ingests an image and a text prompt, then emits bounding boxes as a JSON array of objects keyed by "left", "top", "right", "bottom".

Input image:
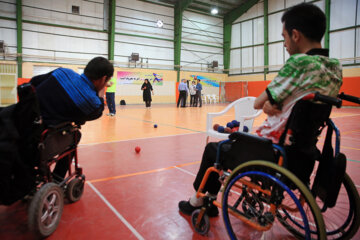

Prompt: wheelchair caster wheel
[
  {"left": 66, "top": 177, "right": 85, "bottom": 203},
  {"left": 191, "top": 209, "right": 210, "bottom": 235},
  {"left": 28, "top": 183, "right": 64, "bottom": 238}
]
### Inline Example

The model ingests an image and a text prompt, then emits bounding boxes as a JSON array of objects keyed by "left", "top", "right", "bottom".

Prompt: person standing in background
[
  {"left": 141, "top": 79, "right": 154, "bottom": 108},
  {"left": 195, "top": 77, "right": 202, "bottom": 107},
  {"left": 177, "top": 79, "right": 189, "bottom": 108},
  {"left": 189, "top": 80, "right": 197, "bottom": 107},
  {"left": 105, "top": 77, "right": 116, "bottom": 116}
]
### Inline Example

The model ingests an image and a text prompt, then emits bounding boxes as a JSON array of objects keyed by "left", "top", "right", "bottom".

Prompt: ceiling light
[{"left": 211, "top": 8, "right": 218, "bottom": 15}]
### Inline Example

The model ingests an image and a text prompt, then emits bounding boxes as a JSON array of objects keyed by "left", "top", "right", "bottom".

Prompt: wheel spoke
[
  {"left": 41, "top": 210, "right": 49, "bottom": 223},
  {"left": 49, "top": 193, "right": 57, "bottom": 206}
]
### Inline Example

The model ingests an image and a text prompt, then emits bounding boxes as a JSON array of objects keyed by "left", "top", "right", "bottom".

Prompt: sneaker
[
  {"left": 110, "top": 113, "right": 115, "bottom": 116},
  {"left": 106, "top": 113, "right": 111, "bottom": 116},
  {"left": 178, "top": 200, "right": 219, "bottom": 217}
]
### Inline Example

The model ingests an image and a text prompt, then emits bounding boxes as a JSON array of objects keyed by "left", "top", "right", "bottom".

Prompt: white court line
[
  {"left": 174, "top": 166, "right": 196, "bottom": 176},
  {"left": 87, "top": 182, "right": 145, "bottom": 240},
  {"left": 79, "top": 132, "right": 203, "bottom": 147}
]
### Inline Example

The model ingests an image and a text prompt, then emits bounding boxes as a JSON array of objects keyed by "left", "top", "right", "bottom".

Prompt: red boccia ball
[{"left": 135, "top": 146, "right": 141, "bottom": 153}]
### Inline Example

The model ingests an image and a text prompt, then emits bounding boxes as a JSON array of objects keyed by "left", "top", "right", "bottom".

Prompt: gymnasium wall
[
  {"left": 23, "top": 0, "right": 106, "bottom": 64},
  {"left": 181, "top": 11, "right": 223, "bottom": 71},
  {"left": 230, "top": 0, "right": 360, "bottom": 74},
  {"left": 114, "top": 0, "right": 174, "bottom": 69}
]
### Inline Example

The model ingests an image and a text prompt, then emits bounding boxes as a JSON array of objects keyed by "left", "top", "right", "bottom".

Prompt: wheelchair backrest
[{"left": 279, "top": 100, "right": 332, "bottom": 147}]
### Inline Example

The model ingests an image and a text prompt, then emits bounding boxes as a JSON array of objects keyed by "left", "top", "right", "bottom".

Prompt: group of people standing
[
  {"left": 177, "top": 77, "right": 202, "bottom": 108},
  {"left": 105, "top": 76, "right": 202, "bottom": 111}
]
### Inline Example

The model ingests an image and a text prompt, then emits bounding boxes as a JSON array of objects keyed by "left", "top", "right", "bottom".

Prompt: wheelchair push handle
[
  {"left": 338, "top": 92, "right": 360, "bottom": 104},
  {"left": 303, "top": 92, "right": 342, "bottom": 108}
]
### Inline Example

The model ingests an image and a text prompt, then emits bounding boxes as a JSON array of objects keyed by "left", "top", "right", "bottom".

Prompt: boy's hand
[{"left": 263, "top": 101, "right": 281, "bottom": 116}]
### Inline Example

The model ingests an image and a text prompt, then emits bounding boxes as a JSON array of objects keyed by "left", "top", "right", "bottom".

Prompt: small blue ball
[
  {"left": 154, "top": 124, "right": 158, "bottom": 128},
  {"left": 226, "top": 122, "right": 234, "bottom": 129},
  {"left": 232, "top": 120, "right": 240, "bottom": 127},
  {"left": 217, "top": 126, "right": 225, "bottom": 133},
  {"left": 243, "top": 126, "right": 249, "bottom": 132}
]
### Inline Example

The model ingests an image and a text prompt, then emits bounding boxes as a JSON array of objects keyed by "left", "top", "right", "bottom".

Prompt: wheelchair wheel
[
  {"left": 28, "top": 183, "right": 64, "bottom": 238},
  {"left": 222, "top": 160, "right": 326, "bottom": 240},
  {"left": 191, "top": 209, "right": 210, "bottom": 235},
  {"left": 66, "top": 177, "right": 85, "bottom": 203},
  {"left": 314, "top": 173, "right": 360, "bottom": 240}
]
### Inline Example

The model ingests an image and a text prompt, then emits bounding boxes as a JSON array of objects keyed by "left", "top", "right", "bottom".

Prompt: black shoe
[{"left": 179, "top": 200, "right": 200, "bottom": 215}]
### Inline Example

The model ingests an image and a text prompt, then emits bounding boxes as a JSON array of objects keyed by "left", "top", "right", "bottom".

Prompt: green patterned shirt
[
  {"left": 267, "top": 52, "right": 342, "bottom": 105},
  {"left": 257, "top": 49, "right": 342, "bottom": 143}
]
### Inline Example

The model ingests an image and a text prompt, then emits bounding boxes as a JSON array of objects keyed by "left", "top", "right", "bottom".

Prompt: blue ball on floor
[
  {"left": 217, "top": 126, "right": 225, "bottom": 133},
  {"left": 243, "top": 126, "right": 249, "bottom": 132},
  {"left": 154, "top": 124, "right": 158, "bottom": 128}
]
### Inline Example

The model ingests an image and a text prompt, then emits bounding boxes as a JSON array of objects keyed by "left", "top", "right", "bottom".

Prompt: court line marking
[
  {"left": 79, "top": 132, "right": 203, "bottom": 147},
  {"left": 174, "top": 166, "right": 196, "bottom": 177},
  {"left": 87, "top": 182, "right": 144, "bottom": 240},
  {"left": 87, "top": 161, "right": 201, "bottom": 183}
]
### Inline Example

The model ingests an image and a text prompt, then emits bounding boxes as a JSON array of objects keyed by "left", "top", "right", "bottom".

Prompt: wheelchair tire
[
  {"left": 28, "top": 183, "right": 64, "bottom": 238},
  {"left": 66, "top": 177, "right": 85, "bottom": 203},
  {"left": 314, "top": 173, "right": 360, "bottom": 240},
  {"left": 191, "top": 209, "right": 210, "bottom": 235},
  {"left": 222, "top": 160, "right": 326, "bottom": 240}
]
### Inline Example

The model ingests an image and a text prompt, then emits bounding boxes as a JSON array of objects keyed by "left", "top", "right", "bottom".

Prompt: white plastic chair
[
  {"left": 206, "top": 96, "right": 262, "bottom": 143},
  {"left": 209, "top": 94, "right": 219, "bottom": 104},
  {"left": 202, "top": 94, "right": 207, "bottom": 104}
]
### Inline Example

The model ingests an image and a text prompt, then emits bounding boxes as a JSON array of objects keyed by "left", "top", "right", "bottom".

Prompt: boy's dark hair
[
  {"left": 281, "top": 3, "right": 326, "bottom": 42},
  {"left": 84, "top": 57, "right": 114, "bottom": 81}
]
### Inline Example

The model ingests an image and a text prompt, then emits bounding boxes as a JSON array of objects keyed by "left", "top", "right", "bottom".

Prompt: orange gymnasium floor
[{"left": 1, "top": 103, "right": 360, "bottom": 240}]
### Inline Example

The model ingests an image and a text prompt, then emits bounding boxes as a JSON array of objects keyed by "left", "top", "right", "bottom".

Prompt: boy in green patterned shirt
[{"left": 179, "top": 3, "right": 342, "bottom": 217}]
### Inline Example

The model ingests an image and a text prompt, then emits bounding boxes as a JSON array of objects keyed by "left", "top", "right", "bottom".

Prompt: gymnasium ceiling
[{"left": 140, "top": 0, "right": 250, "bottom": 17}]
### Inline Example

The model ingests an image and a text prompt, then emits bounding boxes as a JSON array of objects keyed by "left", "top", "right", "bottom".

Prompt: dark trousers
[
  {"left": 193, "top": 142, "right": 236, "bottom": 195},
  {"left": 177, "top": 90, "right": 187, "bottom": 107},
  {"left": 145, "top": 100, "right": 151, "bottom": 107},
  {"left": 190, "top": 95, "right": 196, "bottom": 106},
  {"left": 106, "top": 92, "right": 116, "bottom": 114},
  {"left": 196, "top": 90, "right": 202, "bottom": 107}
]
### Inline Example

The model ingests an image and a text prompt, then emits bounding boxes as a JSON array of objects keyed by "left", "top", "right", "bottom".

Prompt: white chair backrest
[{"left": 234, "top": 97, "right": 258, "bottom": 131}]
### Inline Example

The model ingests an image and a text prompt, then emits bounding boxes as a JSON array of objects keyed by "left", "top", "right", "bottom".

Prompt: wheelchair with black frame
[
  {"left": 190, "top": 92, "right": 360, "bottom": 240},
  {"left": 0, "top": 83, "right": 85, "bottom": 238}
]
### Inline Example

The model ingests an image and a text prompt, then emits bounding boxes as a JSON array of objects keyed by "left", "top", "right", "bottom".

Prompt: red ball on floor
[{"left": 135, "top": 146, "right": 141, "bottom": 153}]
